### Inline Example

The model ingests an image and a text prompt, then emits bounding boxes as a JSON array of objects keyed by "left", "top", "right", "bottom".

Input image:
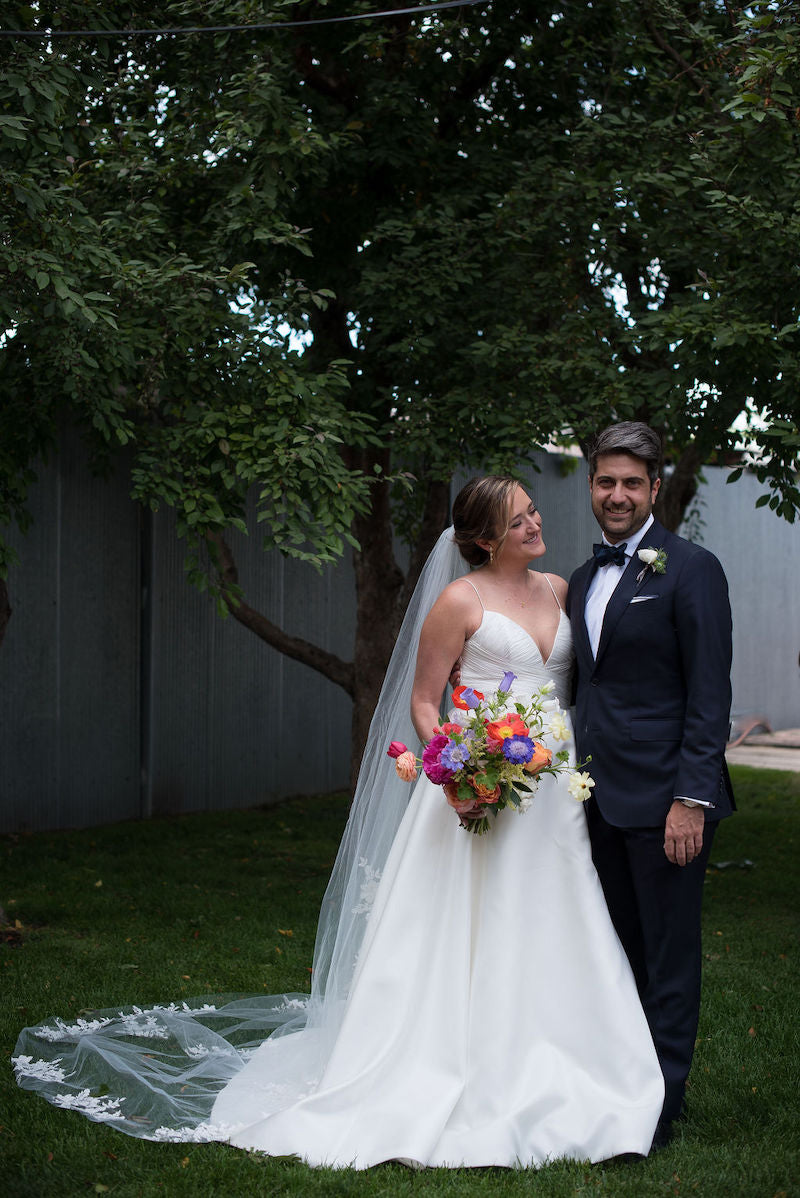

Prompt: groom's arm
[
  {"left": 671, "top": 546, "right": 732, "bottom": 810},
  {"left": 660, "top": 546, "right": 732, "bottom": 866}
]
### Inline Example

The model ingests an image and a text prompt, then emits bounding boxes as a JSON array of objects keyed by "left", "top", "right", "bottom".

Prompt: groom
[{"left": 566, "top": 422, "right": 734, "bottom": 1149}]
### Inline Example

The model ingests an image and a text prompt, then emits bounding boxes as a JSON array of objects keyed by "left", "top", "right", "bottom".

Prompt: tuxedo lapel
[
  {"left": 594, "top": 557, "right": 639, "bottom": 665},
  {"left": 572, "top": 558, "right": 598, "bottom": 668}
]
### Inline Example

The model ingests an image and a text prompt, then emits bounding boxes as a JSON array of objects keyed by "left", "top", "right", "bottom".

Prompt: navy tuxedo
[
  {"left": 568, "top": 519, "right": 734, "bottom": 826},
  {"left": 567, "top": 518, "right": 735, "bottom": 1130}
]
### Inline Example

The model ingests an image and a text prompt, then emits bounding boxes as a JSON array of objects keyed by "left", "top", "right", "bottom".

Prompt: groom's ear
[{"left": 651, "top": 477, "right": 661, "bottom": 501}]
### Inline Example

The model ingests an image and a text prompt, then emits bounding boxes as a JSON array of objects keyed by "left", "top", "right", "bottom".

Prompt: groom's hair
[{"left": 588, "top": 422, "right": 662, "bottom": 485}]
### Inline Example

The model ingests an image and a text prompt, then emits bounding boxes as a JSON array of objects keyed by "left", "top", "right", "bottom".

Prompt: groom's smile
[{"left": 589, "top": 452, "right": 661, "bottom": 544}]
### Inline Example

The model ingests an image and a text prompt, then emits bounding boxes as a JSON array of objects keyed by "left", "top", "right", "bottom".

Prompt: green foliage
[
  {"left": 2, "top": 0, "right": 799, "bottom": 588},
  {"left": 0, "top": 4, "right": 378, "bottom": 579}
]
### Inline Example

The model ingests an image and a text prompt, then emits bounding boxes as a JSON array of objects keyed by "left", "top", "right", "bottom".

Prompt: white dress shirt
[{"left": 584, "top": 515, "right": 655, "bottom": 659}]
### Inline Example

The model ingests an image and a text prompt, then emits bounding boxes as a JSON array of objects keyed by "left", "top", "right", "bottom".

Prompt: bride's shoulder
[
  {"left": 424, "top": 576, "right": 482, "bottom": 631},
  {"left": 540, "top": 572, "right": 568, "bottom": 605}
]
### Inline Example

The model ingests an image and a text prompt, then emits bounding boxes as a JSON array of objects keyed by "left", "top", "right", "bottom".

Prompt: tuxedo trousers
[{"left": 586, "top": 801, "right": 716, "bottom": 1126}]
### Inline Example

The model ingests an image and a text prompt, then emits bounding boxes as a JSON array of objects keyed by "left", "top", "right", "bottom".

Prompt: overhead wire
[{"left": 0, "top": 0, "right": 486, "bottom": 40}]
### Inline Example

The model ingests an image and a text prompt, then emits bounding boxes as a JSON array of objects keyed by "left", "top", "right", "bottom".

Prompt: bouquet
[{"left": 388, "top": 672, "right": 595, "bottom": 835}]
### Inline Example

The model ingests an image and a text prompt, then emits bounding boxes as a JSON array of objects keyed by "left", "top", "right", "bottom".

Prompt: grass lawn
[{"left": 2, "top": 765, "right": 798, "bottom": 1197}]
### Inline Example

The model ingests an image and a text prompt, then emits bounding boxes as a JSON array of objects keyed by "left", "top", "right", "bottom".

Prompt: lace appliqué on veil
[
  {"left": 150, "top": 1122, "right": 237, "bottom": 1143},
  {"left": 352, "top": 857, "right": 382, "bottom": 916},
  {"left": 12, "top": 1055, "right": 69, "bottom": 1084}
]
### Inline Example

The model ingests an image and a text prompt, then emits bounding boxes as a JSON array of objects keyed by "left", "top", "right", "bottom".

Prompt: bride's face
[{"left": 498, "top": 487, "right": 545, "bottom": 563}]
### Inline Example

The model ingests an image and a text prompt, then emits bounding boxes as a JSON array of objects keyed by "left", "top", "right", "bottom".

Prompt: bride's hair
[{"left": 452, "top": 476, "right": 521, "bottom": 567}]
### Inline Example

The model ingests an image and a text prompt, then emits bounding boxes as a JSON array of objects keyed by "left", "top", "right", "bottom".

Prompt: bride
[{"left": 14, "top": 476, "right": 664, "bottom": 1167}]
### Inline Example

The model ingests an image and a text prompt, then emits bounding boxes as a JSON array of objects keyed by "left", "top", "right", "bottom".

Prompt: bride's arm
[{"left": 410, "top": 581, "right": 480, "bottom": 743}]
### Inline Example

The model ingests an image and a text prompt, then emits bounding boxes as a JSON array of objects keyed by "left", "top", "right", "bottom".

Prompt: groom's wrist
[{"left": 675, "top": 796, "right": 713, "bottom": 809}]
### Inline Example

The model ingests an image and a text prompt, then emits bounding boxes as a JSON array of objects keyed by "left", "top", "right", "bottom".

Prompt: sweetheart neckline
[{"left": 474, "top": 608, "right": 566, "bottom": 669}]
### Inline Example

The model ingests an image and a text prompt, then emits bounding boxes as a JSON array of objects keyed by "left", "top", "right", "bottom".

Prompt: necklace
[{"left": 502, "top": 572, "right": 536, "bottom": 608}]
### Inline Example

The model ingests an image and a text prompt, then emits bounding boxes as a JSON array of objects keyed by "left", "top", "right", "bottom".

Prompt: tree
[{"left": 2, "top": 1, "right": 799, "bottom": 779}]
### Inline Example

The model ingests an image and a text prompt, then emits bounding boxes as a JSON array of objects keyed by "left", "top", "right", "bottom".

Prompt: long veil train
[{"left": 13, "top": 529, "right": 467, "bottom": 1141}]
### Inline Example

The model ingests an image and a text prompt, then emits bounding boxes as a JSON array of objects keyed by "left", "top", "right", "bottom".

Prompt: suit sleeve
[{"left": 672, "top": 549, "right": 732, "bottom": 803}]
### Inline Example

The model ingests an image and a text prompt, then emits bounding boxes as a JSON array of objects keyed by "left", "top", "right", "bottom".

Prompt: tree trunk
[
  {"left": 349, "top": 472, "right": 451, "bottom": 789},
  {"left": 656, "top": 442, "right": 704, "bottom": 532},
  {"left": 210, "top": 471, "right": 452, "bottom": 793}
]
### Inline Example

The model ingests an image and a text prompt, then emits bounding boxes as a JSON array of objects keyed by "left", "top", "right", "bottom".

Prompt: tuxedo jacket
[{"left": 566, "top": 518, "right": 735, "bottom": 827}]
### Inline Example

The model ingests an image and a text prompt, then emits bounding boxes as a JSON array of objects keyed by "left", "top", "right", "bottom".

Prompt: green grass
[{"left": 2, "top": 769, "right": 798, "bottom": 1197}]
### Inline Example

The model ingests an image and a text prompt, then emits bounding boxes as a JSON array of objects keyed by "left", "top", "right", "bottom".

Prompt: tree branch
[
  {"left": 206, "top": 532, "right": 355, "bottom": 696},
  {"left": 642, "top": 7, "right": 723, "bottom": 115}
]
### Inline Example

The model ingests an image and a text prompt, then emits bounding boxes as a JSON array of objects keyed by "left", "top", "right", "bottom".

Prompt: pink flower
[
  {"left": 422, "top": 734, "right": 456, "bottom": 784},
  {"left": 387, "top": 741, "right": 409, "bottom": 759},
  {"left": 395, "top": 750, "right": 418, "bottom": 782}
]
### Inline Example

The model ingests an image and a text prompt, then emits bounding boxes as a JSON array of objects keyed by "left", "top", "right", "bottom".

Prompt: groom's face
[{"left": 589, "top": 452, "right": 660, "bottom": 544}]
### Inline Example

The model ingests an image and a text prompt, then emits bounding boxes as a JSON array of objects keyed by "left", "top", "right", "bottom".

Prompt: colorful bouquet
[{"left": 388, "top": 672, "right": 594, "bottom": 835}]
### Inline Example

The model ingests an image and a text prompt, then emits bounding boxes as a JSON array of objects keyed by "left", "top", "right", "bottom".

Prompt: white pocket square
[{"left": 630, "top": 595, "right": 658, "bottom": 604}]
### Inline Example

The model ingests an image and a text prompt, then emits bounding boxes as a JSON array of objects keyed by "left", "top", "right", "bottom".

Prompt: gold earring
[{"left": 489, "top": 546, "right": 495, "bottom": 565}]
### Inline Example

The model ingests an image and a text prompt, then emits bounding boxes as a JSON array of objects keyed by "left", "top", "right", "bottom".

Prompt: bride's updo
[{"left": 451, "top": 476, "right": 521, "bottom": 567}]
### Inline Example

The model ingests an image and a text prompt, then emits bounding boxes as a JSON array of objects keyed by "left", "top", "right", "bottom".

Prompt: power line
[{"left": 0, "top": 0, "right": 486, "bottom": 40}]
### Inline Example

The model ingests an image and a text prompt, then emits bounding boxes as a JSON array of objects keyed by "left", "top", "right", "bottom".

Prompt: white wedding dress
[{"left": 14, "top": 599, "right": 664, "bottom": 1168}]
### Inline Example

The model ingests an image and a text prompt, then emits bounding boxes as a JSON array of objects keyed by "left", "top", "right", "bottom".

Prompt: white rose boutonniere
[{"left": 636, "top": 546, "right": 668, "bottom": 583}]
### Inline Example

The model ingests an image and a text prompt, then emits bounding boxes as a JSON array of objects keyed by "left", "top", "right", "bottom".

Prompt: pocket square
[{"left": 630, "top": 595, "right": 658, "bottom": 604}]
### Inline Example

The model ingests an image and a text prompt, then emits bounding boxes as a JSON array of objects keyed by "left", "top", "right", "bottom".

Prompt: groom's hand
[
  {"left": 448, "top": 658, "right": 463, "bottom": 689},
  {"left": 664, "top": 801, "right": 705, "bottom": 866}
]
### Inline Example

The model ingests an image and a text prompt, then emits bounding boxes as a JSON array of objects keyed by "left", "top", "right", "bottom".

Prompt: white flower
[
  {"left": 517, "top": 795, "right": 533, "bottom": 814},
  {"left": 567, "top": 771, "right": 596, "bottom": 801},
  {"left": 540, "top": 680, "right": 556, "bottom": 695},
  {"left": 548, "top": 711, "right": 571, "bottom": 742},
  {"left": 636, "top": 546, "right": 667, "bottom": 581}
]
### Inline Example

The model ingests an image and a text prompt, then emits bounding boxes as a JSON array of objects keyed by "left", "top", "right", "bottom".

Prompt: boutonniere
[{"left": 636, "top": 546, "right": 667, "bottom": 583}]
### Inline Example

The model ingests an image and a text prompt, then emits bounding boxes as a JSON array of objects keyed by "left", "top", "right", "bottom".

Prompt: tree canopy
[{"left": 2, "top": 0, "right": 799, "bottom": 764}]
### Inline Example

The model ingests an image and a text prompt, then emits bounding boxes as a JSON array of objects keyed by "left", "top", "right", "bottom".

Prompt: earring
[{"left": 489, "top": 546, "right": 495, "bottom": 565}]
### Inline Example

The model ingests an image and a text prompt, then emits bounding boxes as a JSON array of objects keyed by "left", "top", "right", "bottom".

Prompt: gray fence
[{"left": 1, "top": 438, "right": 798, "bottom": 833}]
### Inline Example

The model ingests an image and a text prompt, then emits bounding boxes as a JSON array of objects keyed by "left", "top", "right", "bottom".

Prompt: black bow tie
[{"left": 593, "top": 542, "right": 628, "bottom": 567}]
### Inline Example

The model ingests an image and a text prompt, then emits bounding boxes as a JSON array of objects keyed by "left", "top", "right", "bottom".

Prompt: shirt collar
[{"left": 601, "top": 513, "right": 655, "bottom": 558}]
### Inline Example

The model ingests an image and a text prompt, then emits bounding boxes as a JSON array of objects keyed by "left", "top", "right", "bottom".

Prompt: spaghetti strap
[
  {"left": 460, "top": 576, "right": 485, "bottom": 611},
  {"left": 542, "top": 573, "right": 563, "bottom": 612}
]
